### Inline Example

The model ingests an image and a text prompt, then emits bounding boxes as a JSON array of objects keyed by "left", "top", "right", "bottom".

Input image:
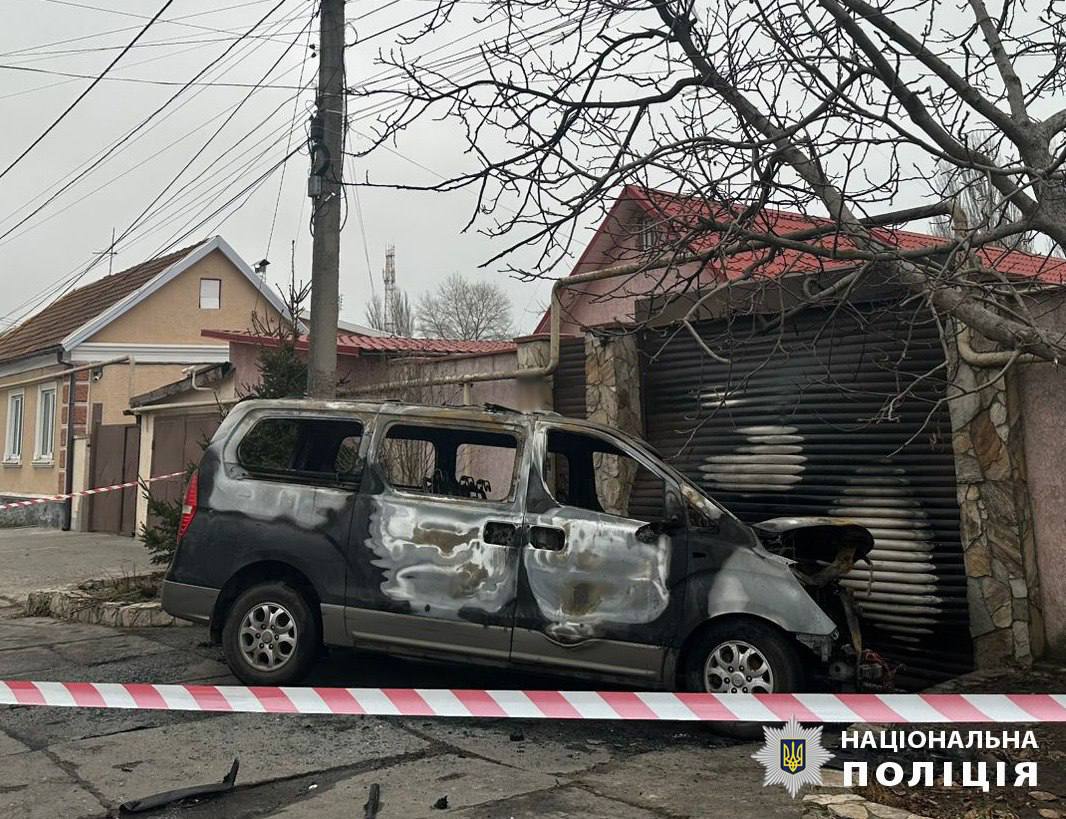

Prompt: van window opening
[
  {"left": 237, "top": 417, "right": 364, "bottom": 482},
  {"left": 379, "top": 423, "right": 519, "bottom": 501},
  {"left": 544, "top": 428, "right": 667, "bottom": 521}
]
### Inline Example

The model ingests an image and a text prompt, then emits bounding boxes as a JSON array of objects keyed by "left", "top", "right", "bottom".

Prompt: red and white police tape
[
  {"left": 2, "top": 683, "right": 1065, "bottom": 722},
  {"left": 0, "top": 472, "right": 185, "bottom": 512}
]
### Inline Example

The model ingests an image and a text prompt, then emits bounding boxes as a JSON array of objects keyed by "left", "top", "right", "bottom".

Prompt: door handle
[
  {"left": 483, "top": 521, "right": 520, "bottom": 547},
  {"left": 529, "top": 525, "right": 566, "bottom": 551}
]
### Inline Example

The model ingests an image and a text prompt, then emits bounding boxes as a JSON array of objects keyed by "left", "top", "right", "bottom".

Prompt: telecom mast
[{"left": 382, "top": 244, "right": 397, "bottom": 335}]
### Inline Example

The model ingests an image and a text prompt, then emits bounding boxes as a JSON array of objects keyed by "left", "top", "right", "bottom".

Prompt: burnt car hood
[{"left": 752, "top": 516, "right": 874, "bottom": 587}]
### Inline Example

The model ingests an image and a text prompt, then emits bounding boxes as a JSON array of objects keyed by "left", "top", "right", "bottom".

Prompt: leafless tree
[
  {"left": 365, "top": 290, "right": 415, "bottom": 336},
  {"left": 930, "top": 130, "right": 1036, "bottom": 253},
  {"left": 415, "top": 272, "right": 513, "bottom": 339},
  {"left": 348, "top": 0, "right": 1066, "bottom": 365}
]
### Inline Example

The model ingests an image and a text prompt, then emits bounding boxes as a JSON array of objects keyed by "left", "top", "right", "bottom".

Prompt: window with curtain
[
  {"left": 36, "top": 384, "right": 56, "bottom": 462},
  {"left": 5, "top": 391, "right": 24, "bottom": 462}
]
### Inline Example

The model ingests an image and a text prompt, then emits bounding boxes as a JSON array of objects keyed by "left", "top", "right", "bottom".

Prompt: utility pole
[{"left": 306, "top": 0, "right": 345, "bottom": 398}]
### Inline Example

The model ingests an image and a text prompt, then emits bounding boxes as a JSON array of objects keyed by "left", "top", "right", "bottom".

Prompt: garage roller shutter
[
  {"left": 553, "top": 336, "right": 588, "bottom": 419},
  {"left": 641, "top": 308, "right": 971, "bottom": 683}
]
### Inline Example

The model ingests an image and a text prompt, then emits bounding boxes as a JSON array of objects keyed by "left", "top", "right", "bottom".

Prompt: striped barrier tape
[
  {"left": 2, "top": 682, "right": 1065, "bottom": 722},
  {"left": 0, "top": 471, "right": 185, "bottom": 512}
]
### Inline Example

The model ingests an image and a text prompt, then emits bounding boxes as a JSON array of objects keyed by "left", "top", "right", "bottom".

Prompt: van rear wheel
[{"left": 222, "top": 583, "right": 319, "bottom": 685}]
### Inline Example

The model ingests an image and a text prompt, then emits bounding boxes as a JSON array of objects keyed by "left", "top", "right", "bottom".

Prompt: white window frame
[
  {"left": 4, "top": 390, "right": 24, "bottom": 464},
  {"left": 34, "top": 383, "right": 58, "bottom": 464},
  {"left": 199, "top": 277, "right": 221, "bottom": 310},
  {"left": 639, "top": 216, "right": 663, "bottom": 252}
]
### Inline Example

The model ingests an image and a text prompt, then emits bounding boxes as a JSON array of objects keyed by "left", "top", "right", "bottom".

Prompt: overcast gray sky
[{"left": 0, "top": 0, "right": 558, "bottom": 335}]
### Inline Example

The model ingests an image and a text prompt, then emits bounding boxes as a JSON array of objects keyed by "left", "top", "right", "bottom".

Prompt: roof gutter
[
  {"left": 128, "top": 397, "right": 238, "bottom": 415},
  {"left": 1, "top": 355, "right": 132, "bottom": 389}
]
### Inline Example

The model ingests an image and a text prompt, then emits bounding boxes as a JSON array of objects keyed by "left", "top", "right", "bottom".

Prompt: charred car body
[{"left": 162, "top": 399, "right": 877, "bottom": 692}]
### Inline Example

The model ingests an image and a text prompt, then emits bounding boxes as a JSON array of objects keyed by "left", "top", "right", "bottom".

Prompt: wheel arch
[
  {"left": 210, "top": 561, "right": 323, "bottom": 644},
  {"left": 674, "top": 612, "right": 799, "bottom": 688}
]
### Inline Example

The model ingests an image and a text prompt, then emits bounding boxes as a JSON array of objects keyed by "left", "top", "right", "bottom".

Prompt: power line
[
  {"left": 0, "top": 63, "right": 305, "bottom": 90},
  {"left": 0, "top": 0, "right": 176, "bottom": 185},
  {"left": 0, "top": 0, "right": 296, "bottom": 326},
  {"left": 0, "top": 0, "right": 278, "bottom": 58},
  {"left": 266, "top": 1, "right": 318, "bottom": 260},
  {"left": 0, "top": 0, "right": 292, "bottom": 246}
]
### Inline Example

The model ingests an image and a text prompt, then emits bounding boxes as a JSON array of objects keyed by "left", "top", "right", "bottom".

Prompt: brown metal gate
[
  {"left": 88, "top": 423, "right": 140, "bottom": 535},
  {"left": 149, "top": 414, "right": 221, "bottom": 510}
]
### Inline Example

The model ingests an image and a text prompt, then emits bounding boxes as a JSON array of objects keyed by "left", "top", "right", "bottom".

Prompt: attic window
[
  {"left": 199, "top": 278, "right": 221, "bottom": 310},
  {"left": 639, "top": 216, "right": 663, "bottom": 252}
]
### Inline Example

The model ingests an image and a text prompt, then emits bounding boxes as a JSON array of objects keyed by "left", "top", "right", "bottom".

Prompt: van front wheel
[
  {"left": 221, "top": 583, "right": 319, "bottom": 685},
  {"left": 683, "top": 619, "right": 803, "bottom": 739}
]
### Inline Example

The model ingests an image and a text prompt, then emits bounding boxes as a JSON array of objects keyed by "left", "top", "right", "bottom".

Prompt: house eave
[
  {"left": 67, "top": 343, "right": 231, "bottom": 364},
  {"left": 0, "top": 348, "right": 64, "bottom": 380}
]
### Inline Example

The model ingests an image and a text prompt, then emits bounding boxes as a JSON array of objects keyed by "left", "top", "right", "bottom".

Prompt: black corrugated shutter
[
  {"left": 553, "top": 336, "right": 587, "bottom": 419},
  {"left": 641, "top": 307, "right": 971, "bottom": 683}
]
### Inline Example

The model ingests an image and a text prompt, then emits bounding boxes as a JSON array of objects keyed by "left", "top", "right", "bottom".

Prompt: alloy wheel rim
[
  {"left": 238, "top": 601, "right": 298, "bottom": 672},
  {"left": 703, "top": 639, "right": 774, "bottom": 694}
]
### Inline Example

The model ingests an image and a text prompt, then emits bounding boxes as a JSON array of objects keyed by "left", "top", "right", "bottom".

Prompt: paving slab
[
  {"left": 421, "top": 720, "right": 612, "bottom": 775},
  {"left": 579, "top": 744, "right": 803, "bottom": 818},
  {"left": 0, "top": 749, "right": 102, "bottom": 819},
  {"left": 1, "top": 700, "right": 221, "bottom": 751},
  {"left": 0, "top": 644, "right": 65, "bottom": 675},
  {"left": 0, "top": 727, "right": 31, "bottom": 756},
  {"left": 451, "top": 783, "right": 661, "bottom": 818},
  {"left": 0, "top": 619, "right": 118, "bottom": 650},
  {"left": 265, "top": 754, "right": 560, "bottom": 819},
  {"left": 49, "top": 713, "right": 428, "bottom": 806},
  {"left": 51, "top": 633, "right": 173, "bottom": 667}
]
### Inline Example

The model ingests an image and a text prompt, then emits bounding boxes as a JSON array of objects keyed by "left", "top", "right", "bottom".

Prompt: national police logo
[{"left": 752, "top": 715, "right": 832, "bottom": 797}]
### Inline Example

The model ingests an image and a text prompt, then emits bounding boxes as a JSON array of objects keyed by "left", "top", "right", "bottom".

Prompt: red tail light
[{"left": 177, "top": 471, "right": 198, "bottom": 541}]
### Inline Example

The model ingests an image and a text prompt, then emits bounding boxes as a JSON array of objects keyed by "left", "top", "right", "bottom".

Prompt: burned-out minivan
[{"left": 163, "top": 399, "right": 877, "bottom": 692}]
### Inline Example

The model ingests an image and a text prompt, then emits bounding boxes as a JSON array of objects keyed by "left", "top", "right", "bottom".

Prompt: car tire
[
  {"left": 683, "top": 618, "right": 803, "bottom": 739},
  {"left": 221, "top": 583, "right": 319, "bottom": 686}
]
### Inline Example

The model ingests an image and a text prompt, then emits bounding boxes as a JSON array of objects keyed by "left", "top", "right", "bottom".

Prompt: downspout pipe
[
  {"left": 957, "top": 327, "right": 1044, "bottom": 368},
  {"left": 62, "top": 370, "right": 76, "bottom": 531}
]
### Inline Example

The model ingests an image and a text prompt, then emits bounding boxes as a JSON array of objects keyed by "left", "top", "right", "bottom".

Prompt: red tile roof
[
  {"left": 628, "top": 185, "right": 1066, "bottom": 283},
  {"left": 534, "top": 185, "right": 1066, "bottom": 333},
  {"left": 0, "top": 242, "right": 206, "bottom": 364},
  {"left": 202, "top": 328, "right": 516, "bottom": 356}
]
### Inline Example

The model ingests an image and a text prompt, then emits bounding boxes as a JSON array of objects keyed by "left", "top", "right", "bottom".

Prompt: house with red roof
[
  {"left": 0, "top": 237, "right": 287, "bottom": 532},
  {"left": 535, "top": 185, "right": 1066, "bottom": 675}
]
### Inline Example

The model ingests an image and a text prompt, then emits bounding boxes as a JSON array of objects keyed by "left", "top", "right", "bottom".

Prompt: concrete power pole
[{"left": 306, "top": 0, "right": 345, "bottom": 398}]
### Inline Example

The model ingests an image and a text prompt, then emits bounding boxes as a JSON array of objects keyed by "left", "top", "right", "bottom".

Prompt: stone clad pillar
[
  {"left": 515, "top": 336, "right": 553, "bottom": 411},
  {"left": 585, "top": 332, "right": 643, "bottom": 515},
  {"left": 947, "top": 326, "right": 1043, "bottom": 667}
]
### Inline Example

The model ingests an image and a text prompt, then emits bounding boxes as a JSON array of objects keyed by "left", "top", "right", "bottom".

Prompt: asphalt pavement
[{"left": 0, "top": 528, "right": 148, "bottom": 613}]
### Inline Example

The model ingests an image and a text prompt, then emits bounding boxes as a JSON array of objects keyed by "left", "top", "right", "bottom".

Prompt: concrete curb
[{"left": 25, "top": 573, "right": 190, "bottom": 628}]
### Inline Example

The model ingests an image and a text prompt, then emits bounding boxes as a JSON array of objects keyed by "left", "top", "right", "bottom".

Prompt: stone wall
[
  {"left": 947, "top": 328, "right": 1043, "bottom": 667},
  {"left": 585, "top": 332, "right": 643, "bottom": 514}
]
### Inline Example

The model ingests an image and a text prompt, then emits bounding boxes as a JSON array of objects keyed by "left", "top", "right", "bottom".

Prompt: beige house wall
[
  {"left": 89, "top": 249, "right": 276, "bottom": 345},
  {"left": 0, "top": 370, "right": 64, "bottom": 496},
  {"left": 92, "top": 363, "right": 191, "bottom": 426}
]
